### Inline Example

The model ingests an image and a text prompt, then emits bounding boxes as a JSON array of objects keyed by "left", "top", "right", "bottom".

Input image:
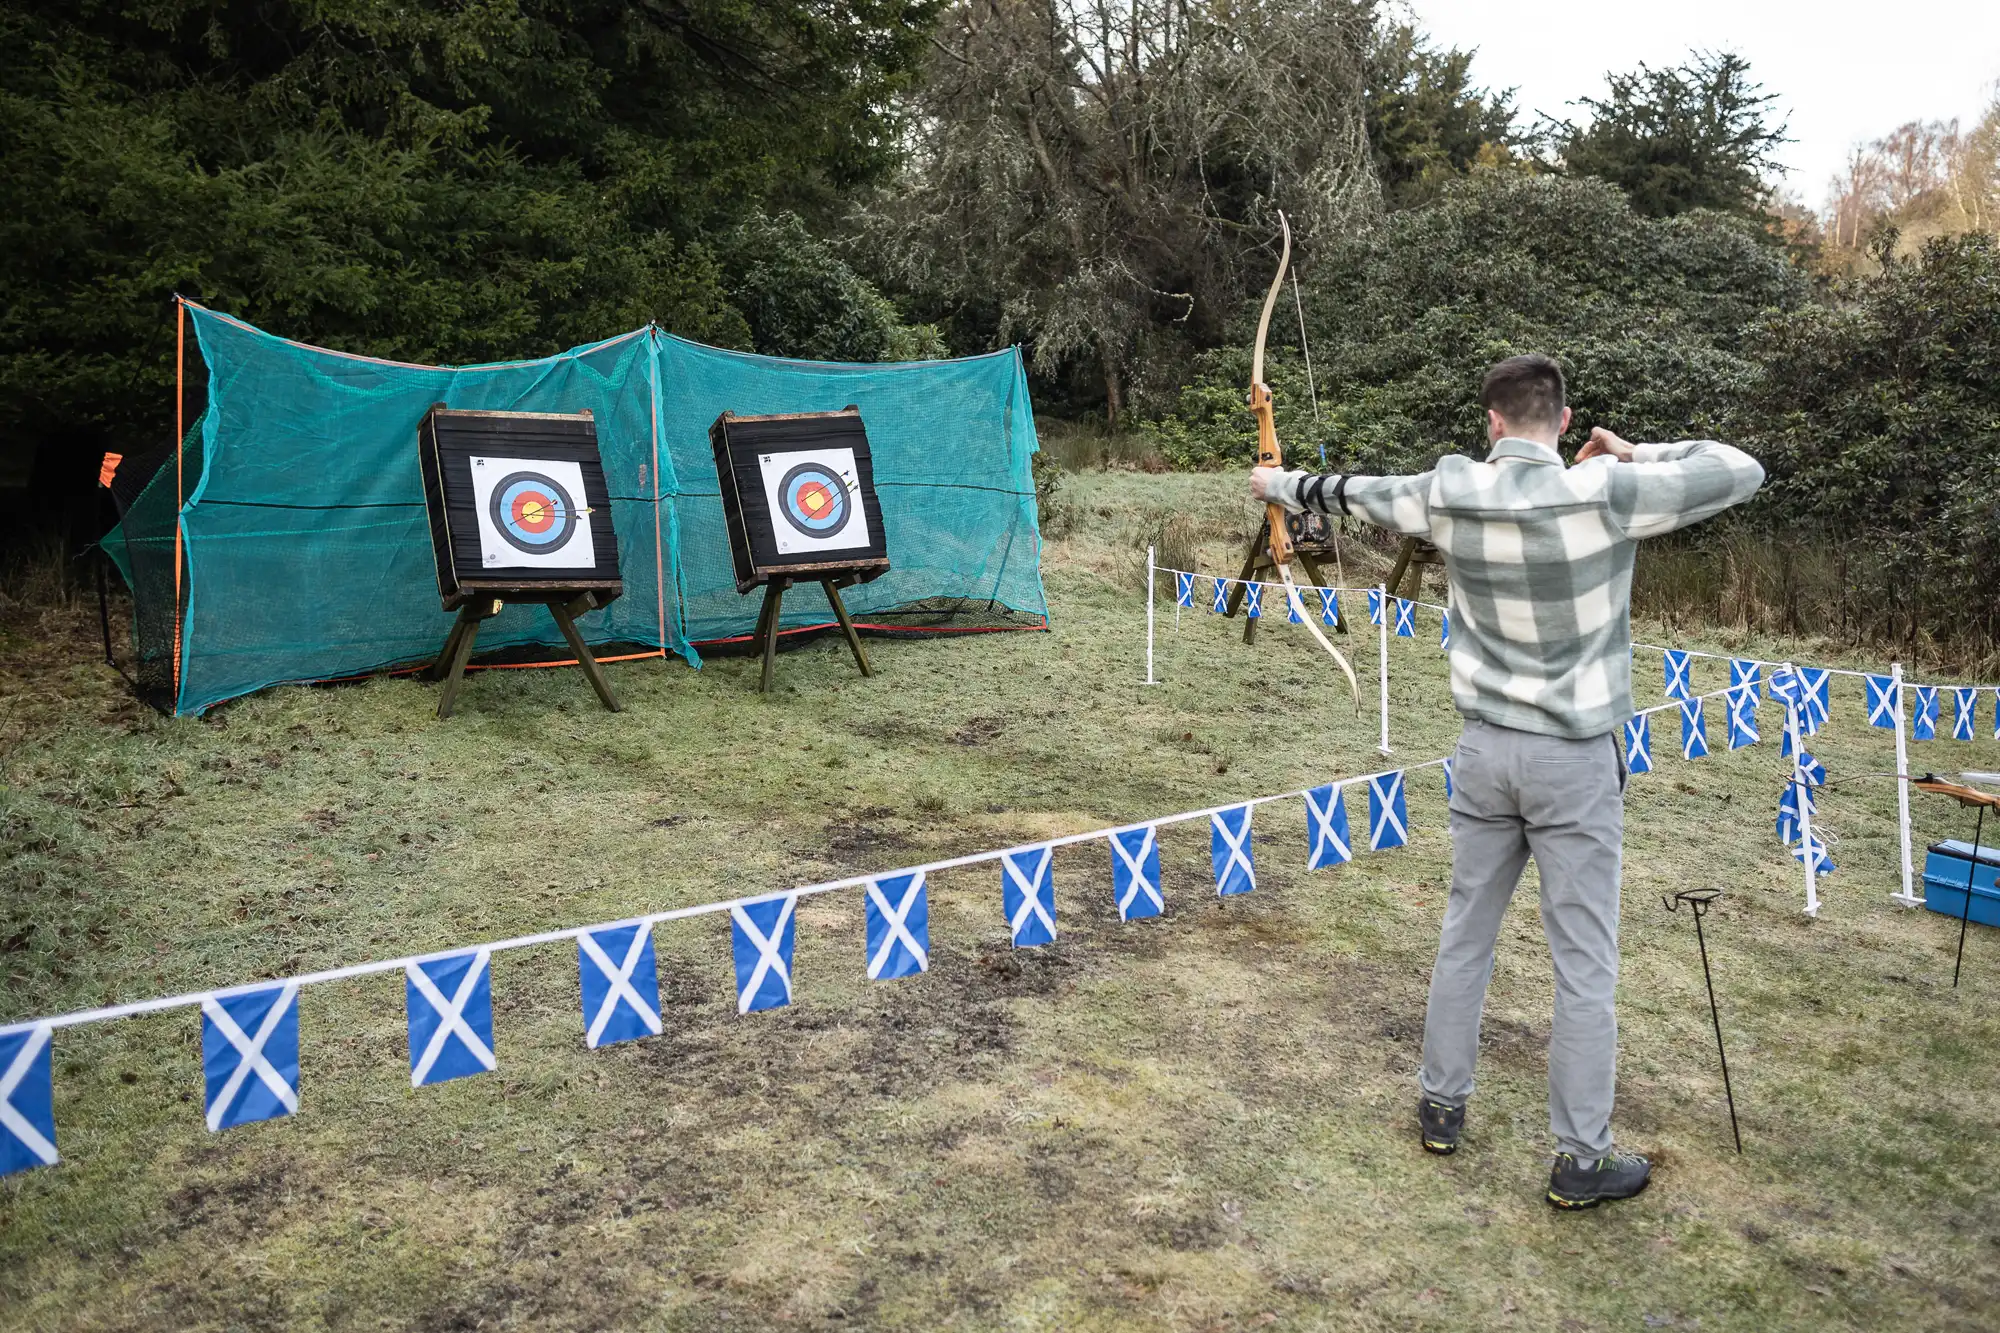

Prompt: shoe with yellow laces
[
  {"left": 1417, "top": 1097, "right": 1464, "bottom": 1155},
  {"left": 1547, "top": 1149, "right": 1652, "bottom": 1209}
]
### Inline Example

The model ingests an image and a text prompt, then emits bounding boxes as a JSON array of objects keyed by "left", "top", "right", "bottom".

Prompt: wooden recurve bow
[{"left": 1250, "top": 212, "right": 1362, "bottom": 712}]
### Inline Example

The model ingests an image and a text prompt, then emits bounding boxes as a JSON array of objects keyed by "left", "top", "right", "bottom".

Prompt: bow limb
[
  {"left": 1277, "top": 564, "right": 1362, "bottom": 713},
  {"left": 1250, "top": 212, "right": 1361, "bottom": 712}
]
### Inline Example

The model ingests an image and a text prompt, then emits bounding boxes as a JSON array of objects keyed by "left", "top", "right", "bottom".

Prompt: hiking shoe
[
  {"left": 1547, "top": 1150, "right": 1652, "bottom": 1210},
  {"left": 1418, "top": 1097, "right": 1465, "bottom": 1155}
]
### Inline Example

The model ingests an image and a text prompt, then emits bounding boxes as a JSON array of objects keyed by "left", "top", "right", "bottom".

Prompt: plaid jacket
[{"left": 1269, "top": 437, "right": 1765, "bottom": 739}]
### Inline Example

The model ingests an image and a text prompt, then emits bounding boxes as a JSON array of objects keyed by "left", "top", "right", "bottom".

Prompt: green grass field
[{"left": 3, "top": 471, "right": 1998, "bottom": 1332}]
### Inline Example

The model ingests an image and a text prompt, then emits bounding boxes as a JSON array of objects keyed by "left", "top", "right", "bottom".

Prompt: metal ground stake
[{"left": 1664, "top": 887, "right": 1742, "bottom": 1154}]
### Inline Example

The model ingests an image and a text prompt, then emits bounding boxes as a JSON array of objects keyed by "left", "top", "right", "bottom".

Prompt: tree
[
  {"left": 1362, "top": 21, "right": 1520, "bottom": 211},
  {"left": 1820, "top": 98, "right": 2000, "bottom": 269},
  {"left": 1541, "top": 51, "right": 1787, "bottom": 219},
  {"left": 0, "top": 0, "right": 938, "bottom": 521},
  {"left": 871, "top": 0, "right": 1381, "bottom": 427}
]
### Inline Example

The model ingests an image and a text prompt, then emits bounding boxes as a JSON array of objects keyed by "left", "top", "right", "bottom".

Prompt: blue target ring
[
  {"left": 778, "top": 462, "right": 852, "bottom": 538},
  {"left": 489, "top": 471, "right": 578, "bottom": 554}
]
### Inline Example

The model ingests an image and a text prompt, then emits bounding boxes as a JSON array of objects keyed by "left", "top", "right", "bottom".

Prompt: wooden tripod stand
[
  {"left": 426, "top": 589, "right": 622, "bottom": 719},
  {"left": 1221, "top": 518, "right": 1349, "bottom": 644},
  {"left": 749, "top": 573, "right": 873, "bottom": 693}
]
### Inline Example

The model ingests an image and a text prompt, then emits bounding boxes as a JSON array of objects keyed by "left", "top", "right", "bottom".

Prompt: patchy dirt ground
[{"left": 2, "top": 472, "right": 1998, "bottom": 1331}]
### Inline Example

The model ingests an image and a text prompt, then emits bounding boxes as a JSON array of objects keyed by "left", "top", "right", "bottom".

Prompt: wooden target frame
[
  {"left": 416, "top": 405, "right": 625, "bottom": 718},
  {"left": 709, "top": 407, "right": 890, "bottom": 691}
]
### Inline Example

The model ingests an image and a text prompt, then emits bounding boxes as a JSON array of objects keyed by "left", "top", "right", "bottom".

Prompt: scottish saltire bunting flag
[
  {"left": 1394, "top": 598, "right": 1416, "bottom": 637},
  {"left": 730, "top": 895, "right": 797, "bottom": 1014},
  {"left": 1777, "top": 784, "right": 1816, "bottom": 844},
  {"left": 1440, "top": 610, "right": 1451, "bottom": 649},
  {"left": 1623, "top": 714, "right": 1654, "bottom": 775},
  {"left": 1287, "top": 587, "right": 1305, "bottom": 624},
  {"left": 1993, "top": 690, "right": 1999, "bottom": 741},
  {"left": 1729, "top": 658, "right": 1762, "bottom": 701},
  {"left": 1209, "top": 805, "right": 1256, "bottom": 897},
  {"left": 1800, "top": 668, "right": 1831, "bottom": 733},
  {"left": 1792, "top": 833, "right": 1835, "bottom": 874},
  {"left": 1319, "top": 587, "right": 1339, "bottom": 626},
  {"left": 1367, "top": 588, "right": 1384, "bottom": 626},
  {"left": 1304, "top": 784, "right": 1352, "bottom": 869},
  {"left": 1727, "top": 688, "right": 1759, "bottom": 750},
  {"left": 202, "top": 983, "right": 300, "bottom": 1131},
  {"left": 1795, "top": 750, "right": 1827, "bottom": 786},
  {"left": 406, "top": 949, "right": 496, "bottom": 1086},
  {"left": 1913, "top": 685, "right": 1938, "bottom": 741},
  {"left": 865, "top": 872, "right": 929, "bottom": 981},
  {"left": 1244, "top": 582, "right": 1262, "bottom": 619},
  {"left": 1865, "top": 674, "right": 1899, "bottom": 728},
  {"left": 1001, "top": 846, "right": 1056, "bottom": 947},
  {"left": 1442, "top": 756, "right": 1454, "bottom": 800},
  {"left": 1663, "top": 650, "right": 1693, "bottom": 701},
  {"left": 1767, "top": 666, "right": 1801, "bottom": 708},
  {"left": 1954, "top": 688, "right": 1978, "bottom": 742},
  {"left": 1680, "top": 698, "right": 1708, "bottom": 759},
  {"left": 1110, "top": 826, "right": 1164, "bottom": 921},
  {"left": 578, "top": 924, "right": 663, "bottom": 1049},
  {"left": 1211, "top": 578, "right": 1229, "bottom": 614},
  {"left": 0, "top": 1024, "right": 56, "bottom": 1175},
  {"left": 1174, "top": 572, "right": 1194, "bottom": 608},
  {"left": 1367, "top": 772, "right": 1409, "bottom": 850}
]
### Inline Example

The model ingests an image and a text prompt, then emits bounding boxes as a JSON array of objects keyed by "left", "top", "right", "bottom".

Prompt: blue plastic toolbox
[{"left": 1923, "top": 840, "right": 2000, "bottom": 927}]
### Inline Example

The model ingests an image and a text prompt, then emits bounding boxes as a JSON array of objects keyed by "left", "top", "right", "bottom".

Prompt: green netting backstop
[{"left": 105, "top": 304, "right": 1046, "bottom": 714}]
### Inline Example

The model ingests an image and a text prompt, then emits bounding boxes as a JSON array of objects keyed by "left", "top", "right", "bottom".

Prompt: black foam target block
[
  {"left": 709, "top": 408, "right": 890, "bottom": 592},
  {"left": 418, "top": 408, "right": 623, "bottom": 607}
]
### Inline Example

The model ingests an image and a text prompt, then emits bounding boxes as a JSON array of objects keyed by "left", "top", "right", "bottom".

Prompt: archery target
[
  {"left": 468, "top": 456, "right": 598, "bottom": 570},
  {"left": 757, "top": 447, "right": 872, "bottom": 555}
]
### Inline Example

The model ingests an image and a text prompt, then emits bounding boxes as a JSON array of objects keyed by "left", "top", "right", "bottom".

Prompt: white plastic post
[
  {"left": 1789, "top": 695, "right": 1820, "bottom": 918},
  {"left": 1890, "top": 660, "right": 1919, "bottom": 905},
  {"left": 1143, "top": 545, "right": 1159, "bottom": 686},
  {"left": 1377, "top": 582, "right": 1392, "bottom": 755}
]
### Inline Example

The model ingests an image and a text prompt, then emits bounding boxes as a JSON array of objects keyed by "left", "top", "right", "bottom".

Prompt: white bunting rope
[
  {"left": 2, "top": 752, "right": 1476, "bottom": 1040},
  {"left": 6, "top": 673, "right": 1764, "bottom": 1042},
  {"left": 1631, "top": 641, "right": 2000, "bottom": 694}
]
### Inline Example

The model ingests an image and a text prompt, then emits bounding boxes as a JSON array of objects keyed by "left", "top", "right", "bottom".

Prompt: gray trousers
[{"left": 1418, "top": 717, "right": 1627, "bottom": 1158}]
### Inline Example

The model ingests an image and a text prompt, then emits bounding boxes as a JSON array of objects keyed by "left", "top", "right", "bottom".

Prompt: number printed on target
[
  {"left": 468, "top": 456, "right": 599, "bottom": 571},
  {"left": 756, "top": 447, "right": 873, "bottom": 555}
]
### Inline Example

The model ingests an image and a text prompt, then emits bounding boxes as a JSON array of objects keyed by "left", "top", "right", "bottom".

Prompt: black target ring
[
  {"left": 776, "top": 461, "right": 853, "bottom": 539},
  {"left": 488, "top": 470, "right": 580, "bottom": 555}
]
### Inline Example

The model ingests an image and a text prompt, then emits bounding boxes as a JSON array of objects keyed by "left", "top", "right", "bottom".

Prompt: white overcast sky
[{"left": 1401, "top": 1, "right": 2000, "bottom": 206}]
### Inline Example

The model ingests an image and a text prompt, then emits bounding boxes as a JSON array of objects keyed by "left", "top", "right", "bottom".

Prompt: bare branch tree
[{"left": 869, "top": 0, "right": 1380, "bottom": 424}]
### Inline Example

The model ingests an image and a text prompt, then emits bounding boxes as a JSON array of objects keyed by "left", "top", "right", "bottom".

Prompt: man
[{"left": 1251, "top": 354, "right": 1763, "bottom": 1209}]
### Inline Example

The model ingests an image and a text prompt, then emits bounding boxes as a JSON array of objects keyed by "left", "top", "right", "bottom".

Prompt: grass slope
[{"left": 2, "top": 471, "right": 1998, "bottom": 1332}]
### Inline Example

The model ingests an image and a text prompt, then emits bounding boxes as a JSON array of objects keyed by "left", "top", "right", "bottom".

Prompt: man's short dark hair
[{"left": 1480, "top": 355, "right": 1566, "bottom": 431}]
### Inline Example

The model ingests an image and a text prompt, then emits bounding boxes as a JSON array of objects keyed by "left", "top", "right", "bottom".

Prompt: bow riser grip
[{"left": 1249, "top": 382, "right": 1291, "bottom": 564}]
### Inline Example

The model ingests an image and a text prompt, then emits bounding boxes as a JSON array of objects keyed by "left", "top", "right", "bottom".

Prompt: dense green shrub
[
  {"left": 1145, "top": 170, "right": 1805, "bottom": 470},
  {"left": 1739, "top": 231, "right": 2000, "bottom": 648},
  {"left": 719, "top": 213, "right": 946, "bottom": 362}
]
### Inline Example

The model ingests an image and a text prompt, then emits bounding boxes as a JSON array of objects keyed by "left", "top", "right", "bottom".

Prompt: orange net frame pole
[{"left": 172, "top": 298, "right": 185, "bottom": 709}]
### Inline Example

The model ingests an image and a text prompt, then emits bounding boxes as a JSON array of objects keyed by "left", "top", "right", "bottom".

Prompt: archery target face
[
  {"left": 757, "top": 447, "right": 872, "bottom": 555},
  {"left": 468, "top": 456, "right": 598, "bottom": 570}
]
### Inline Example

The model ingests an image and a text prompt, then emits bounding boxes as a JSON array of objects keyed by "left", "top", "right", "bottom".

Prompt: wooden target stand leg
[
  {"left": 1223, "top": 519, "right": 1347, "bottom": 645},
  {"left": 429, "top": 591, "right": 621, "bottom": 719},
  {"left": 1386, "top": 535, "right": 1445, "bottom": 600},
  {"left": 752, "top": 575, "right": 873, "bottom": 693}
]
